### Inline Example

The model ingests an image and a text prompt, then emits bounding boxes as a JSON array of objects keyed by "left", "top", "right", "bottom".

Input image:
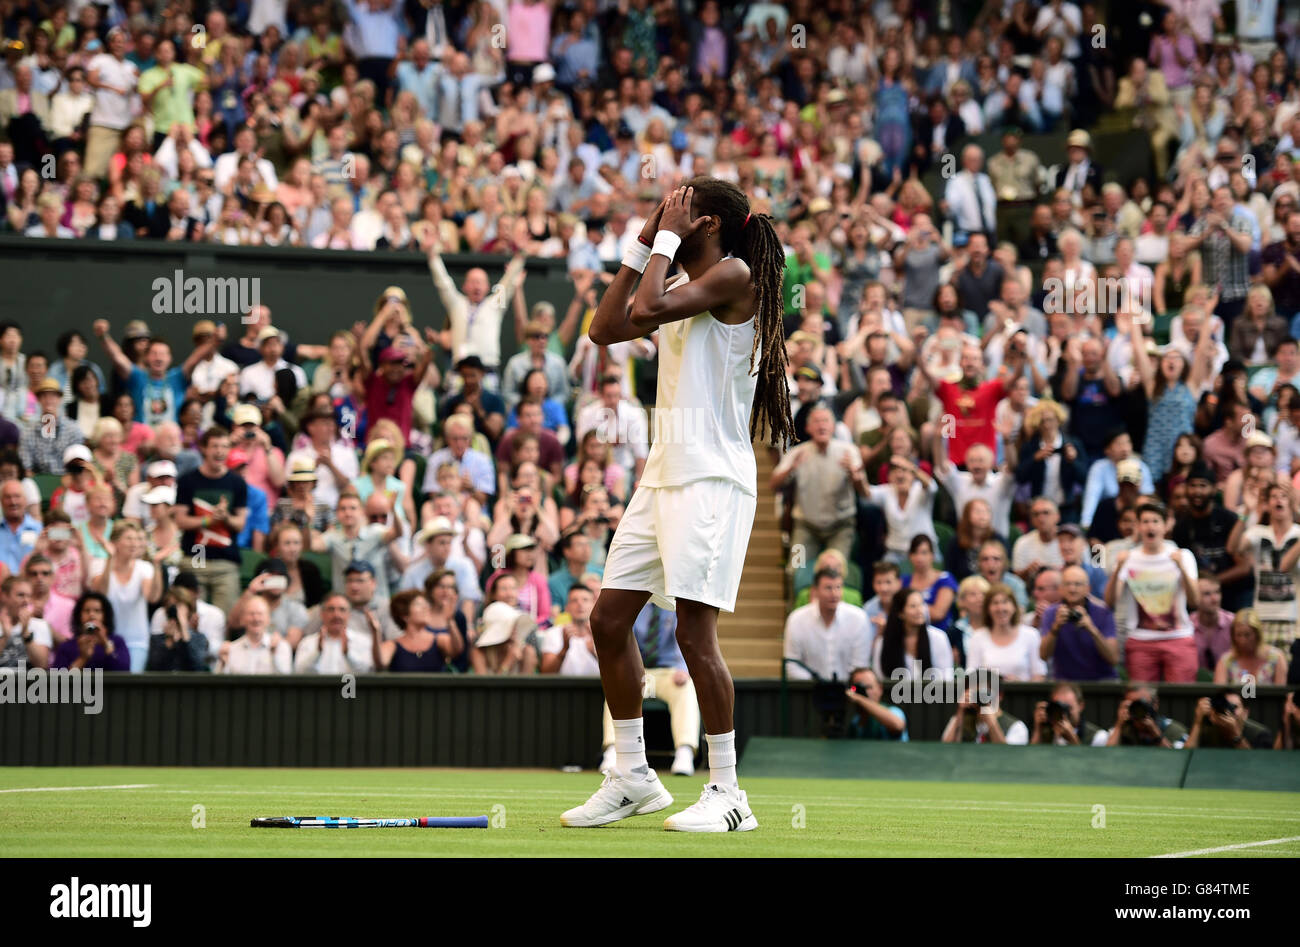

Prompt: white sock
[
  {"left": 612, "top": 718, "right": 648, "bottom": 777},
  {"left": 706, "top": 731, "right": 738, "bottom": 787}
]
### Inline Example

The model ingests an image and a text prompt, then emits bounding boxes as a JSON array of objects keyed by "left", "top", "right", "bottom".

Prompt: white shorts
[{"left": 601, "top": 478, "right": 757, "bottom": 613}]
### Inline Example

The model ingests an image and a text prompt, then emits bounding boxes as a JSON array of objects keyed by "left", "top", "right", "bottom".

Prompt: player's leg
[
  {"left": 561, "top": 487, "right": 677, "bottom": 827},
  {"left": 662, "top": 598, "right": 757, "bottom": 832}
]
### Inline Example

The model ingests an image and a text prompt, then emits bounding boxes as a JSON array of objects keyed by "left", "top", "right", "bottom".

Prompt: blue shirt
[
  {"left": 400, "top": 554, "right": 483, "bottom": 602},
  {"left": 394, "top": 60, "right": 439, "bottom": 117},
  {"left": 344, "top": 0, "right": 404, "bottom": 58},
  {"left": 634, "top": 604, "right": 685, "bottom": 671},
  {"left": 238, "top": 483, "right": 269, "bottom": 549},
  {"left": 0, "top": 514, "right": 42, "bottom": 573},
  {"left": 1042, "top": 599, "right": 1118, "bottom": 681},
  {"left": 423, "top": 447, "right": 496, "bottom": 497},
  {"left": 127, "top": 366, "right": 187, "bottom": 425},
  {"left": 549, "top": 564, "right": 604, "bottom": 609},
  {"left": 1081, "top": 457, "right": 1155, "bottom": 528}
]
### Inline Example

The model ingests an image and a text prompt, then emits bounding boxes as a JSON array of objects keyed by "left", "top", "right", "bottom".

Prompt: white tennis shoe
[
  {"left": 663, "top": 783, "right": 757, "bottom": 832},
  {"left": 560, "top": 768, "right": 674, "bottom": 828}
]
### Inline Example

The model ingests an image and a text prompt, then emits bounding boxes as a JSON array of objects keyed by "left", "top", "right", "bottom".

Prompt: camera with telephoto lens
[
  {"left": 1129, "top": 698, "right": 1156, "bottom": 721},
  {"left": 1210, "top": 693, "right": 1233, "bottom": 716},
  {"left": 1046, "top": 700, "right": 1071, "bottom": 725},
  {"left": 165, "top": 604, "right": 179, "bottom": 623}
]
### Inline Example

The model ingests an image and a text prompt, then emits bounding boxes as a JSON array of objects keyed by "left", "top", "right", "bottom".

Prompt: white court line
[
  {"left": 92, "top": 788, "right": 1300, "bottom": 822},
  {"left": 1151, "top": 836, "right": 1300, "bottom": 858},
  {"left": 0, "top": 784, "right": 156, "bottom": 794}
]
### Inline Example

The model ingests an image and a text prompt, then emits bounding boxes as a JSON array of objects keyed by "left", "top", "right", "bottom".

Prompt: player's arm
[{"left": 588, "top": 200, "right": 668, "bottom": 345}]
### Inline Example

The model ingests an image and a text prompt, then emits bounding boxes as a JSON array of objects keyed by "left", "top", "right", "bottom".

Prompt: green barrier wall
[
  {"left": 1, "top": 676, "right": 1293, "bottom": 783},
  {"left": 740, "top": 738, "right": 1299, "bottom": 791},
  {"left": 0, "top": 236, "right": 584, "bottom": 369}
]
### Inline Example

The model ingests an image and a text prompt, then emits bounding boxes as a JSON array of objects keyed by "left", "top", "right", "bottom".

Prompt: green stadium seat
[
  {"left": 240, "top": 548, "right": 267, "bottom": 588},
  {"left": 791, "top": 560, "right": 863, "bottom": 596},
  {"left": 33, "top": 473, "right": 62, "bottom": 511},
  {"left": 793, "top": 586, "right": 865, "bottom": 609},
  {"left": 934, "top": 521, "right": 955, "bottom": 558}
]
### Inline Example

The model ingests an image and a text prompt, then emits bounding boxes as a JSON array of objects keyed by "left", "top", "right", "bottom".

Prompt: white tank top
[{"left": 638, "top": 276, "right": 759, "bottom": 497}]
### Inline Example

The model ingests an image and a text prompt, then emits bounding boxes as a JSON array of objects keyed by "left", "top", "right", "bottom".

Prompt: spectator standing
[
  {"left": 174, "top": 428, "right": 248, "bottom": 614},
  {"left": 1107, "top": 502, "right": 1200, "bottom": 683}
]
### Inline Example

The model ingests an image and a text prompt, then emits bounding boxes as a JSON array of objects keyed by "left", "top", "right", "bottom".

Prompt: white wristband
[
  {"left": 622, "top": 242, "right": 652, "bottom": 274},
  {"left": 651, "top": 231, "right": 681, "bottom": 262}
]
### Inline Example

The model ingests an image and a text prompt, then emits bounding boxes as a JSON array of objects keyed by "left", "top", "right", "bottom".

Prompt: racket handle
[{"left": 419, "top": 816, "right": 489, "bottom": 828}]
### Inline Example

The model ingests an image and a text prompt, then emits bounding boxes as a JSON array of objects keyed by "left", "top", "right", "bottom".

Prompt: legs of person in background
[
  {"left": 598, "top": 666, "right": 701, "bottom": 776},
  {"left": 1126, "top": 637, "right": 1198, "bottom": 683},
  {"left": 790, "top": 519, "right": 826, "bottom": 569},
  {"left": 83, "top": 126, "right": 122, "bottom": 179}
]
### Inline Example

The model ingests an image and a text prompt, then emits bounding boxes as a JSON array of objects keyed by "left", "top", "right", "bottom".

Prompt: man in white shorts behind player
[{"left": 560, "top": 179, "right": 794, "bottom": 832}]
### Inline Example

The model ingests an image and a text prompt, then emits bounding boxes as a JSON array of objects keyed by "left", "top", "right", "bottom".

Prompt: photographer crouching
[
  {"left": 844, "top": 668, "right": 908, "bottom": 740},
  {"left": 1030, "top": 682, "right": 1107, "bottom": 745},
  {"left": 1187, "top": 690, "right": 1273, "bottom": 749},
  {"left": 1104, "top": 685, "right": 1188, "bottom": 748}
]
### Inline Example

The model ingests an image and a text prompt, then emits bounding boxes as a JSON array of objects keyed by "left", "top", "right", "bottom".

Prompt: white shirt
[
  {"left": 288, "top": 443, "right": 358, "bottom": 508},
  {"left": 540, "top": 624, "right": 601, "bottom": 675},
  {"left": 240, "top": 358, "right": 307, "bottom": 402},
  {"left": 221, "top": 634, "right": 292, "bottom": 674},
  {"left": 870, "top": 625, "right": 955, "bottom": 681},
  {"left": 575, "top": 400, "right": 648, "bottom": 474},
  {"left": 935, "top": 466, "right": 1016, "bottom": 536},
  {"left": 965, "top": 625, "right": 1047, "bottom": 680},
  {"left": 88, "top": 53, "right": 138, "bottom": 130},
  {"left": 428, "top": 253, "right": 521, "bottom": 368},
  {"left": 1013, "top": 531, "right": 1066, "bottom": 574},
  {"left": 191, "top": 353, "right": 239, "bottom": 396},
  {"left": 1115, "top": 545, "right": 1198, "bottom": 641},
  {"left": 1033, "top": 2, "right": 1082, "bottom": 58},
  {"left": 292, "top": 631, "right": 375, "bottom": 674},
  {"left": 944, "top": 170, "right": 998, "bottom": 234},
  {"left": 638, "top": 277, "right": 759, "bottom": 498},
  {"left": 2, "top": 615, "right": 53, "bottom": 649},
  {"left": 783, "top": 602, "right": 871, "bottom": 681},
  {"left": 213, "top": 151, "right": 278, "bottom": 192},
  {"left": 866, "top": 480, "right": 938, "bottom": 555}
]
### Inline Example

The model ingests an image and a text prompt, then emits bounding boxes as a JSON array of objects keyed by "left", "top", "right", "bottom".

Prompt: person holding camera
[
  {"left": 1105, "top": 685, "right": 1188, "bottom": 747},
  {"left": 145, "top": 586, "right": 209, "bottom": 672},
  {"left": 941, "top": 682, "right": 1028, "bottom": 744},
  {"left": 50, "top": 591, "right": 129, "bottom": 671},
  {"left": 1188, "top": 691, "right": 1273, "bottom": 749},
  {"left": 845, "top": 667, "right": 908, "bottom": 741},
  {"left": 1040, "top": 564, "right": 1119, "bottom": 680},
  {"left": 1030, "top": 682, "right": 1107, "bottom": 745},
  {"left": 1277, "top": 692, "right": 1300, "bottom": 750}
]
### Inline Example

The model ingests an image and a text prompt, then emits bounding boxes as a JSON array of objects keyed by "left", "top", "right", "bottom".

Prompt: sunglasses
[{"left": 368, "top": 514, "right": 388, "bottom": 523}]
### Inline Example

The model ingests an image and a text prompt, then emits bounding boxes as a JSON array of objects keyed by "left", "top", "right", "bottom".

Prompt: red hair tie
[{"left": 743, "top": 213, "right": 752, "bottom": 228}]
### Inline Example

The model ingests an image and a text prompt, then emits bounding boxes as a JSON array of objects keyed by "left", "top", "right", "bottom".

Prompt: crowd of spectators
[{"left": 1, "top": 1, "right": 1300, "bottom": 751}]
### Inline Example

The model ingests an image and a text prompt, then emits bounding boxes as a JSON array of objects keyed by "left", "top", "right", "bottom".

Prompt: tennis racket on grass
[{"left": 251, "top": 816, "right": 489, "bottom": 828}]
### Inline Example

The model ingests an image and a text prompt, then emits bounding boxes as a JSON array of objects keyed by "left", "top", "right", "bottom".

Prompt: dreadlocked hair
[{"left": 684, "top": 176, "right": 795, "bottom": 449}]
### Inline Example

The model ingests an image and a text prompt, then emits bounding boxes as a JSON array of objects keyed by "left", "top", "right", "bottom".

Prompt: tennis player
[{"left": 560, "top": 179, "right": 793, "bottom": 832}]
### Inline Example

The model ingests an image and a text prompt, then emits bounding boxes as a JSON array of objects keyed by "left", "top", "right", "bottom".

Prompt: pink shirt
[
  {"left": 488, "top": 568, "right": 552, "bottom": 623},
  {"left": 507, "top": 1, "right": 550, "bottom": 62},
  {"left": 38, "top": 591, "right": 75, "bottom": 642},
  {"left": 242, "top": 445, "right": 284, "bottom": 506}
]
